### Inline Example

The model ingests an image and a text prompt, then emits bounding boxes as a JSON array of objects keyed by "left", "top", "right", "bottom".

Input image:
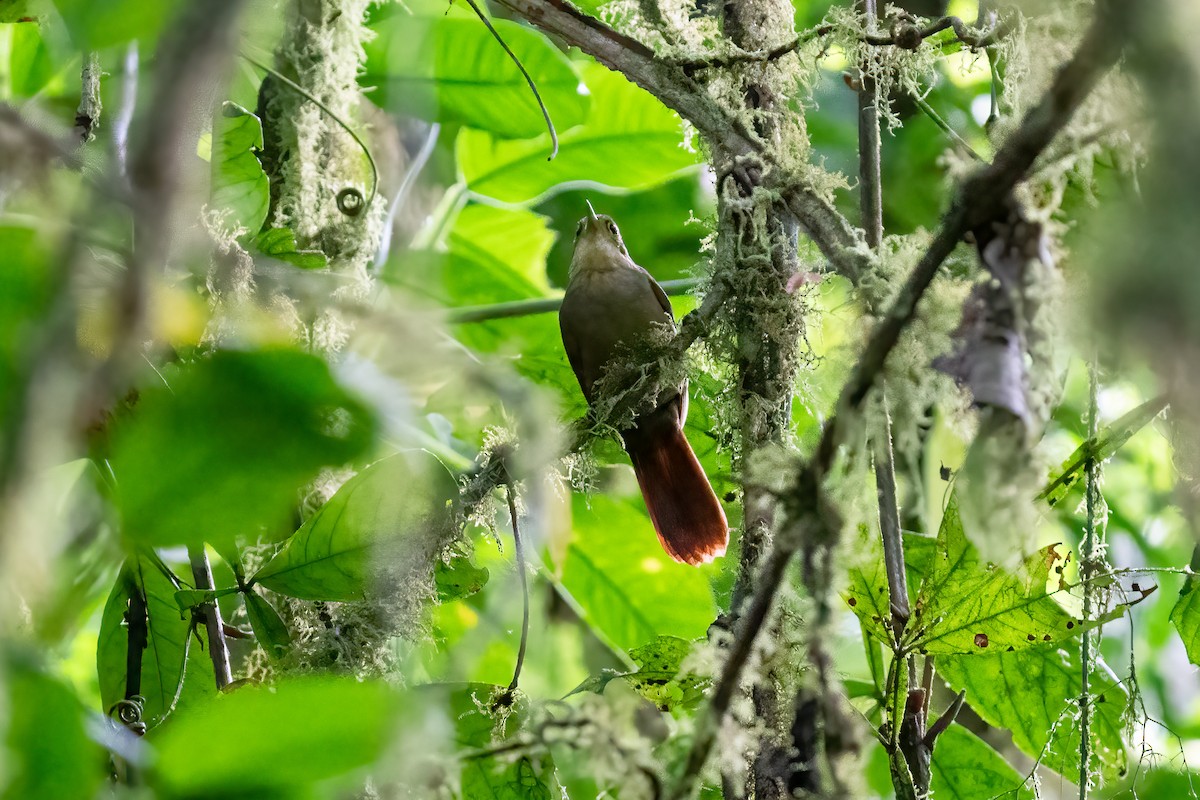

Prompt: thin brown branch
[
  {"left": 189, "top": 546, "right": 233, "bottom": 689},
  {"left": 489, "top": 0, "right": 868, "bottom": 283}
]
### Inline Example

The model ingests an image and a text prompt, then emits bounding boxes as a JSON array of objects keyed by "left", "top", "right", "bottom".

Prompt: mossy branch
[{"left": 670, "top": 2, "right": 1138, "bottom": 794}]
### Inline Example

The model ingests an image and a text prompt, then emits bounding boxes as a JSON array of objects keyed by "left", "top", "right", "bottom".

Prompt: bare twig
[
  {"left": 461, "top": 0, "right": 558, "bottom": 159},
  {"left": 447, "top": 278, "right": 702, "bottom": 324},
  {"left": 1078, "top": 358, "right": 1101, "bottom": 798},
  {"left": 75, "top": 52, "right": 102, "bottom": 143},
  {"left": 189, "top": 546, "right": 233, "bottom": 689}
]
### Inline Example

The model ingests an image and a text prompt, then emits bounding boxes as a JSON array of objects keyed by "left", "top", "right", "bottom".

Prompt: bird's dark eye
[{"left": 607, "top": 221, "right": 619, "bottom": 236}]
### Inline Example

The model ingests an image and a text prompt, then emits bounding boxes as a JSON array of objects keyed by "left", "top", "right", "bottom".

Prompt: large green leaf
[
  {"left": 51, "top": 0, "right": 180, "bottom": 48},
  {"left": 558, "top": 494, "right": 718, "bottom": 651},
  {"left": 1170, "top": 572, "right": 1200, "bottom": 666},
  {"left": 4, "top": 21, "right": 60, "bottom": 98},
  {"left": 938, "top": 646, "right": 1129, "bottom": 782},
  {"left": 458, "top": 62, "right": 701, "bottom": 205},
  {"left": 363, "top": 14, "right": 586, "bottom": 139},
  {"left": 110, "top": 348, "right": 377, "bottom": 550},
  {"left": 152, "top": 677, "right": 402, "bottom": 796},
  {"left": 252, "top": 451, "right": 457, "bottom": 601},
  {"left": 210, "top": 102, "right": 269, "bottom": 237},
  {"left": 4, "top": 657, "right": 106, "bottom": 800},
  {"left": 96, "top": 557, "right": 191, "bottom": 729},
  {"left": 445, "top": 204, "right": 557, "bottom": 304},
  {"left": 902, "top": 497, "right": 1116, "bottom": 655},
  {"left": 929, "top": 724, "right": 1035, "bottom": 800}
]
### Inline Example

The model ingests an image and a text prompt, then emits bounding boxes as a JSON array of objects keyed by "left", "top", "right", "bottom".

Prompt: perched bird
[{"left": 558, "top": 203, "right": 728, "bottom": 565}]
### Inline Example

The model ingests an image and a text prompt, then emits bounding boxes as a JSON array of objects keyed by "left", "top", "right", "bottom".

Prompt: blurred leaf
[
  {"left": 244, "top": 589, "right": 292, "bottom": 659},
  {"left": 0, "top": 225, "right": 55, "bottom": 428},
  {"left": 210, "top": 102, "right": 269, "bottom": 237},
  {"left": 5, "top": 22, "right": 59, "bottom": 97},
  {"left": 3, "top": 657, "right": 105, "bottom": 800},
  {"left": 938, "top": 647, "right": 1129, "bottom": 782},
  {"left": 903, "top": 496, "right": 1116, "bottom": 655},
  {"left": 1170, "top": 572, "right": 1200, "bottom": 667},
  {"left": 110, "top": 348, "right": 376, "bottom": 550},
  {"left": 51, "top": 0, "right": 180, "bottom": 48},
  {"left": 253, "top": 451, "right": 457, "bottom": 601},
  {"left": 0, "top": 1, "right": 30, "bottom": 22},
  {"left": 929, "top": 724, "right": 1035, "bottom": 799},
  {"left": 568, "top": 635, "right": 709, "bottom": 710},
  {"left": 173, "top": 586, "right": 239, "bottom": 613},
  {"left": 445, "top": 204, "right": 557, "bottom": 304},
  {"left": 253, "top": 227, "right": 329, "bottom": 269},
  {"left": 1039, "top": 394, "right": 1169, "bottom": 507},
  {"left": 363, "top": 14, "right": 586, "bottom": 139},
  {"left": 559, "top": 494, "right": 717, "bottom": 651},
  {"left": 96, "top": 558, "right": 190, "bottom": 729},
  {"left": 153, "top": 677, "right": 401, "bottom": 796},
  {"left": 458, "top": 62, "right": 700, "bottom": 205},
  {"left": 436, "top": 554, "right": 490, "bottom": 603}
]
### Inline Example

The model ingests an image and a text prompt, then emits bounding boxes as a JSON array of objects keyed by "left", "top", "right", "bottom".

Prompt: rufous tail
[{"left": 625, "top": 423, "right": 729, "bottom": 565}]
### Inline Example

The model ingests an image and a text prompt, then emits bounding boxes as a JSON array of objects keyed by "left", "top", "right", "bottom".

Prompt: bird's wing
[{"left": 639, "top": 266, "right": 674, "bottom": 323}]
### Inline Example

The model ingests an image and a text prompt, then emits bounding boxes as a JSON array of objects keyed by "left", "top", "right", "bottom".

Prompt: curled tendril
[
  {"left": 242, "top": 56, "right": 378, "bottom": 216},
  {"left": 336, "top": 188, "right": 365, "bottom": 217},
  {"left": 109, "top": 696, "right": 147, "bottom": 734}
]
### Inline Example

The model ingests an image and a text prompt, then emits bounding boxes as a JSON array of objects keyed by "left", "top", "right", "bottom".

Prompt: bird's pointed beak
[{"left": 585, "top": 199, "right": 598, "bottom": 222}]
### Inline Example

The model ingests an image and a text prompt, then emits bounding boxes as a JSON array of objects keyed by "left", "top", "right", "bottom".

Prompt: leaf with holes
[
  {"left": 902, "top": 497, "right": 1121, "bottom": 655},
  {"left": 568, "top": 635, "right": 710, "bottom": 711},
  {"left": 252, "top": 452, "right": 457, "bottom": 601},
  {"left": 938, "top": 646, "right": 1129, "bottom": 782}
]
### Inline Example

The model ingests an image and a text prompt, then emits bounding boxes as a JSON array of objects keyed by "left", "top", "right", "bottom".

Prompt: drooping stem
[
  {"left": 505, "top": 483, "right": 530, "bottom": 693},
  {"left": 189, "top": 546, "right": 233, "bottom": 690}
]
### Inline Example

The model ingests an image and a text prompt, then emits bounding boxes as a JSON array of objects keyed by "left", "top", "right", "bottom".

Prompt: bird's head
[{"left": 569, "top": 201, "right": 629, "bottom": 278}]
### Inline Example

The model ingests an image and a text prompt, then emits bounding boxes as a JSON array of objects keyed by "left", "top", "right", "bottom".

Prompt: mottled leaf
[
  {"left": 436, "top": 554, "right": 490, "bottom": 603},
  {"left": 568, "top": 635, "right": 710, "bottom": 711}
]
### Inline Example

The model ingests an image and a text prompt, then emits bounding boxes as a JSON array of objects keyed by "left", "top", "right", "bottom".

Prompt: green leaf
[
  {"left": 843, "top": 525, "right": 895, "bottom": 646},
  {"left": 5, "top": 22, "right": 60, "bottom": 97},
  {"left": 253, "top": 227, "right": 329, "bottom": 269},
  {"left": 210, "top": 102, "right": 269, "bottom": 236},
  {"left": 568, "top": 635, "right": 710, "bottom": 711},
  {"left": 4, "top": 657, "right": 105, "bottom": 800},
  {"left": 903, "top": 497, "right": 1114, "bottom": 655},
  {"left": 458, "top": 62, "right": 701, "bottom": 205},
  {"left": 436, "top": 553, "right": 490, "bottom": 603},
  {"left": 0, "top": 1, "right": 30, "bottom": 22},
  {"left": 243, "top": 589, "right": 292, "bottom": 659},
  {"left": 938, "top": 647, "right": 1129, "bottom": 782},
  {"left": 1170, "top": 573, "right": 1200, "bottom": 666},
  {"left": 445, "top": 204, "right": 558, "bottom": 304},
  {"left": 153, "top": 677, "right": 402, "bottom": 796},
  {"left": 558, "top": 494, "right": 718, "bottom": 651},
  {"left": 1038, "top": 394, "right": 1168, "bottom": 506},
  {"left": 252, "top": 451, "right": 457, "bottom": 601},
  {"left": 51, "top": 0, "right": 180, "bottom": 48},
  {"left": 96, "top": 558, "right": 190, "bottom": 729},
  {"left": 929, "top": 724, "right": 1035, "bottom": 799},
  {"left": 426, "top": 683, "right": 555, "bottom": 799},
  {"left": 110, "top": 348, "right": 376, "bottom": 550},
  {"left": 362, "top": 14, "right": 586, "bottom": 139}
]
